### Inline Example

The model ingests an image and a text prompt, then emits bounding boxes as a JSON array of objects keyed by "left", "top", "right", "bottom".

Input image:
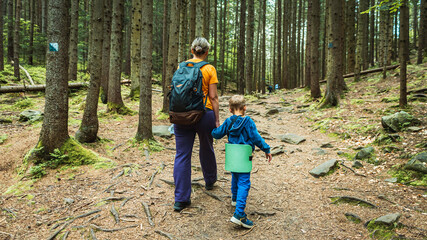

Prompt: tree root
[
  {"left": 90, "top": 224, "right": 139, "bottom": 232},
  {"left": 154, "top": 230, "right": 175, "bottom": 239},
  {"left": 47, "top": 209, "right": 101, "bottom": 240},
  {"left": 120, "top": 196, "right": 135, "bottom": 208},
  {"left": 339, "top": 161, "right": 366, "bottom": 177},
  {"left": 110, "top": 204, "right": 120, "bottom": 224},
  {"left": 234, "top": 225, "right": 256, "bottom": 237}
]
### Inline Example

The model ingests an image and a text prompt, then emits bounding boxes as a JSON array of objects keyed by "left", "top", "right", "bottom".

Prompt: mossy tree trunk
[
  {"left": 13, "top": 0, "right": 21, "bottom": 80},
  {"left": 346, "top": 0, "right": 355, "bottom": 74},
  {"left": 417, "top": 0, "right": 427, "bottom": 64},
  {"left": 100, "top": 0, "right": 112, "bottom": 104},
  {"left": 129, "top": 0, "right": 142, "bottom": 99},
  {"left": 75, "top": 0, "right": 104, "bottom": 143},
  {"left": 136, "top": 0, "right": 154, "bottom": 141},
  {"left": 399, "top": 0, "right": 409, "bottom": 108},
  {"left": 0, "top": 0, "right": 4, "bottom": 71},
  {"left": 162, "top": 0, "right": 180, "bottom": 112},
  {"left": 68, "top": 0, "right": 78, "bottom": 81},
  {"left": 309, "top": 0, "right": 321, "bottom": 99},
  {"left": 107, "top": 0, "right": 126, "bottom": 113},
  {"left": 7, "top": 0, "right": 13, "bottom": 63},
  {"left": 321, "top": 0, "right": 344, "bottom": 108},
  {"left": 39, "top": 0, "right": 70, "bottom": 155}
]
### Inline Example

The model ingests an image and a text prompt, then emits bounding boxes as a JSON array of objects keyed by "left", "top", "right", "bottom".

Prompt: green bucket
[{"left": 225, "top": 143, "right": 253, "bottom": 173}]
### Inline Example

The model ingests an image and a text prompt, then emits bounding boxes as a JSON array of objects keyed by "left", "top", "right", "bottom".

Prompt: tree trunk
[
  {"left": 39, "top": 0, "right": 70, "bottom": 154},
  {"left": 310, "top": 0, "right": 321, "bottom": 98},
  {"left": 261, "top": 0, "right": 266, "bottom": 93},
  {"left": 129, "top": 0, "right": 142, "bottom": 98},
  {"left": 321, "top": 0, "right": 344, "bottom": 107},
  {"left": 100, "top": 0, "right": 112, "bottom": 103},
  {"left": 68, "top": 0, "right": 78, "bottom": 81},
  {"left": 107, "top": 0, "right": 126, "bottom": 113},
  {"left": 369, "top": 0, "right": 375, "bottom": 66},
  {"left": 123, "top": 2, "right": 131, "bottom": 77},
  {"left": 213, "top": 0, "right": 217, "bottom": 67},
  {"left": 189, "top": 0, "right": 196, "bottom": 50},
  {"left": 297, "top": 0, "right": 302, "bottom": 87},
  {"left": 417, "top": 0, "right": 427, "bottom": 64},
  {"left": 305, "top": 0, "right": 311, "bottom": 88},
  {"left": 203, "top": 0, "right": 209, "bottom": 39},
  {"left": 346, "top": 0, "right": 355, "bottom": 73},
  {"left": 7, "top": 0, "right": 13, "bottom": 62},
  {"left": 399, "top": 0, "right": 409, "bottom": 107},
  {"left": 282, "top": 0, "right": 288, "bottom": 89},
  {"left": 321, "top": 0, "right": 328, "bottom": 80},
  {"left": 76, "top": 0, "right": 104, "bottom": 143},
  {"left": 276, "top": 0, "right": 282, "bottom": 89},
  {"left": 354, "top": 0, "right": 368, "bottom": 81},
  {"left": 220, "top": 0, "right": 227, "bottom": 94},
  {"left": 136, "top": 0, "right": 154, "bottom": 141},
  {"left": 245, "top": 0, "right": 254, "bottom": 94},
  {"left": 161, "top": 0, "right": 169, "bottom": 101},
  {"left": 162, "top": 0, "right": 180, "bottom": 112},
  {"left": 237, "top": 0, "right": 246, "bottom": 94},
  {"left": 13, "top": 0, "right": 21, "bottom": 80},
  {"left": 28, "top": 0, "right": 35, "bottom": 65},
  {"left": 0, "top": 0, "right": 4, "bottom": 71},
  {"left": 196, "top": 0, "right": 203, "bottom": 37},
  {"left": 178, "top": 0, "right": 187, "bottom": 62}
]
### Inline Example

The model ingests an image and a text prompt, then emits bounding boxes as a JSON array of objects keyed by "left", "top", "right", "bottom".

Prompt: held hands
[{"left": 265, "top": 153, "right": 272, "bottom": 163}]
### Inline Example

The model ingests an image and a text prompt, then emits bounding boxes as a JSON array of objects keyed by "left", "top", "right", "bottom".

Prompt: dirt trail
[{"left": 0, "top": 92, "right": 425, "bottom": 240}]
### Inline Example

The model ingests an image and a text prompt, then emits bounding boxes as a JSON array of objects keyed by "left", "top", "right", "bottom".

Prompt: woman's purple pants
[{"left": 173, "top": 110, "right": 217, "bottom": 202}]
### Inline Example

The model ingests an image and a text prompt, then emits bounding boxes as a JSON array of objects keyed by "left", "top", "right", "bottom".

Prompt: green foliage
[
  {"left": 0, "top": 134, "right": 7, "bottom": 144},
  {"left": 14, "top": 98, "right": 34, "bottom": 109},
  {"left": 389, "top": 165, "right": 427, "bottom": 186},
  {"left": 156, "top": 109, "right": 169, "bottom": 120},
  {"left": 362, "top": 0, "right": 403, "bottom": 14}
]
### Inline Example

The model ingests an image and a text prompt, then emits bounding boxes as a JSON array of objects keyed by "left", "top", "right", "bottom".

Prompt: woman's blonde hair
[
  {"left": 229, "top": 95, "right": 246, "bottom": 112},
  {"left": 191, "top": 37, "right": 210, "bottom": 56}
]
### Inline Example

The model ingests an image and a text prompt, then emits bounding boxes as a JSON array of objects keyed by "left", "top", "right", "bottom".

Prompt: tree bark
[
  {"left": 220, "top": 0, "right": 227, "bottom": 94},
  {"left": 39, "top": 0, "right": 70, "bottom": 154},
  {"left": 305, "top": 0, "right": 311, "bottom": 88},
  {"left": 189, "top": 0, "right": 196, "bottom": 49},
  {"left": 122, "top": 2, "right": 132, "bottom": 77},
  {"left": 354, "top": 0, "right": 368, "bottom": 81},
  {"left": 162, "top": 0, "right": 180, "bottom": 112},
  {"left": 13, "top": 0, "right": 21, "bottom": 80},
  {"left": 129, "top": 0, "right": 142, "bottom": 98},
  {"left": 76, "top": 0, "right": 104, "bottom": 143},
  {"left": 68, "top": 0, "right": 79, "bottom": 81},
  {"left": 321, "top": 0, "right": 344, "bottom": 107},
  {"left": 417, "top": 0, "right": 427, "bottom": 64},
  {"left": 245, "top": 0, "right": 254, "bottom": 94},
  {"left": 237, "top": 0, "right": 246, "bottom": 94},
  {"left": 178, "top": 0, "right": 187, "bottom": 62},
  {"left": 276, "top": 0, "right": 282, "bottom": 89},
  {"left": 310, "top": 0, "right": 321, "bottom": 99},
  {"left": 213, "top": 0, "right": 217, "bottom": 67},
  {"left": 161, "top": 0, "right": 169, "bottom": 100},
  {"left": 107, "top": 0, "right": 126, "bottom": 113},
  {"left": 196, "top": 0, "right": 204, "bottom": 37},
  {"left": 346, "top": 0, "right": 356, "bottom": 73},
  {"left": 28, "top": 0, "right": 35, "bottom": 65},
  {"left": 0, "top": 0, "right": 4, "bottom": 71},
  {"left": 399, "top": 0, "right": 409, "bottom": 107},
  {"left": 369, "top": 0, "right": 375, "bottom": 67},
  {"left": 100, "top": 0, "right": 112, "bottom": 103},
  {"left": 7, "top": 0, "right": 13, "bottom": 62},
  {"left": 261, "top": 0, "right": 266, "bottom": 93},
  {"left": 136, "top": 0, "right": 154, "bottom": 141}
]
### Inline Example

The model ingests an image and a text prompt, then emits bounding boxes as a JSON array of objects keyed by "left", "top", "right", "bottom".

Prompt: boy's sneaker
[
  {"left": 230, "top": 213, "right": 254, "bottom": 229},
  {"left": 173, "top": 200, "right": 191, "bottom": 211},
  {"left": 231, "top": 199, "right": 237, "bottom": 206}
]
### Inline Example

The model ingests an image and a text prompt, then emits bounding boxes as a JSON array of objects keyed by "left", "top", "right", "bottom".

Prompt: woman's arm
[{"left": 208, "top": 83, "right": 220, "bottom": 128}]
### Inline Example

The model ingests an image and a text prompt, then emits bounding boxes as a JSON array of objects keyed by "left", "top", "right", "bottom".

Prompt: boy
[{"left": 212, "top": 95, "right": 272, "bottom": 229}]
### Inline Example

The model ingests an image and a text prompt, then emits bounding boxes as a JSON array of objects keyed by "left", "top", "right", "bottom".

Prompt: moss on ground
[
  {"left": 3, "top": 179, "right": 36, "bottom": 195},
  {"left": 366, "top": 220, "right": 403, "bottom": 240},
  {"left": 156, "top": 109, "right": 169, "bottom": 120},
  {"left": 389, "top": 165, "right": 427, "bottom": 186}
]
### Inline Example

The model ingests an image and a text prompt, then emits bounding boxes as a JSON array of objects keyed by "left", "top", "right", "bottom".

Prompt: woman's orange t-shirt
[{"left": 183, "top": 59, "right": 218, "bottom": 110}]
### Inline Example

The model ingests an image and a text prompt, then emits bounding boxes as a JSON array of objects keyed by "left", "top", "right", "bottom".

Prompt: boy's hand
[{"left": 265, "top": 153, "right": 272, "bottom": 163}]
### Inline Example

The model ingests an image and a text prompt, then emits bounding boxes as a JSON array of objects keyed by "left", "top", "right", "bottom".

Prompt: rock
[
  {"left": 407, "top": 126, "right": 422, "bottom": 132},
  {"left": 294, "top": 109, "right": 308, "bottom": 114},
  {"left": 381, "top": 111, "right": 415, "bottom": 132},
  {"left": 352, "top": 160, "right": 363, "bottom": 169},
  {"left": 270, "top": 146, "right": 286, "bottom": 156},
  {"left": 337, "top": 151, "right": 345, "bottom": 156},
  {"left": 265, "top": 108, "right": 279, "bottom": 116},
  {"left": 277, "top": 134, "right": 306, "bottom": 145},
  {"left": 375, "top": 213, "right": 401, "bottom": 225},
  {"left": 152, "top": 125, "right": 173, "bottom": 138},
  {"left": 345, "top": 213, "right": 362, "bottom": 224},
  {"left": 404, "top": 151, "right": 427, "bottom": 173},
  {"left": 385, "top": 178, "right": 398, "bottom": 183},
  {"left": 246, "top": 109, "right": 260, "bottom": 116},
  {"left": 312, "top": 148, "right": 327, "bottom": 155},
  {"left": 321, "top": 142, "right": 334, "bottom": 148},
  {"left": 64, "top": 198, "right": 75, "bottom": 204},
  {"left": 330, "top": 196, "right": 377, "bottom": 208},
  {"left": 355, "top": 146, "right": 375, "bottom": 160},
  {"left": 19, "top": 110, "right": 43, "bottom": 122},
  {"left": 309, "top": 159, "right": 338, "bottom": 177},
  {"left": 374, "top": 134, "right": 401, "bottom": 145}
]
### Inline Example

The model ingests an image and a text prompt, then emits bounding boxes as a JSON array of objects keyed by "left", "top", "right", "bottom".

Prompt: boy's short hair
[{"left": 229, "top": 95, "right": 246, "bottom": 112}]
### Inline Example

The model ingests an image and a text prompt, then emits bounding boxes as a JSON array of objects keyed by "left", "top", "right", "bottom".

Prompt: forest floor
[{"left": 0, "top": 63, "right": 426, "bottom": 240}]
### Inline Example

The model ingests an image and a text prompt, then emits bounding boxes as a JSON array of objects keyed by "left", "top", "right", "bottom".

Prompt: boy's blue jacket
[{"left": 212, "top": 115, "right": 270, "bottom": 153}]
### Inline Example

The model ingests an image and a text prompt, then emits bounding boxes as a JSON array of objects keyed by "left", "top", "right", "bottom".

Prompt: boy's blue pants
[
  {"left": 231, "top": 172, "right": 251, "bottom": 216},
  {"left": 173, "top": 110, "right": 217, "bottom": 202}
]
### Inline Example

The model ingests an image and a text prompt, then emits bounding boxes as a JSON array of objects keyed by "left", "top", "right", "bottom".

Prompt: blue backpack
[{"left": 169, "top": 61, "right": 208, "bottom": 125}]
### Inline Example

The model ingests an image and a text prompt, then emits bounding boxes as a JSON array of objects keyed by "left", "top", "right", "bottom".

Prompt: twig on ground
[
  {"left": 141, "top": 202, "right": 155, "bottom": 226},
  {"left": 339, "top": 161, "right": 366, "bottom": 177},
  {"left": 47, "top": 209, "right": 101, "bottom": 240},
  {"left": 112, "top": 143, "right": 124, "bottom": 151},
  {"left": 90, "top": 224, "right": 139, "bottom": 232},
  {"left": 90, "top": 228, "right": 98, "bottom": 240},
  {"left": 120, "top": 196, "right": 135, "bottom": 208},
  {"left": 112, "top": 170, "right": 125, "bottom": 180},
  {"left": 234, "top": 225, "right": 256, "bottom": 237},
  {"left": 0, "top": 231, "right": 13, "bottom": 239},
  {"left": 111, "top": 204, "right": 120, "bottom": 224},
  {"left": 155, "top": 230, "right": 174, "bottom": 240},
  {"left": 61, "top": 231, "right": 69, "bottom": 240}
]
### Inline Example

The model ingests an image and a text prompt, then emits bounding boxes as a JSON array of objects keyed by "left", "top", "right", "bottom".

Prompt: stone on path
[
  {"left": 265, "top": 108, "right": 279, "bottom": 116},
  {"left": 381, "top": 111, "right": 416, "bottom": 132},
  {"left": 152, "top": 125, "right": 173, "bottom": 139},
  {"left": 374, "top": 213, "right": 401, "bottom": 225},
  {"left": 385, "top": 178, "right": 398, "bottom": 183},
  {"left": 352, "top": 160, "right": 363, "bottom": 169},
  {"left": 312, "top": 148, "right": 327, "bottom": 155},
  {"left": 345, "top": 213, "right": 362, "bottom": 224},
  {"left": 270, "top": 146, "right": 286, "bottom": 156},
  {"left": 407, "top": 126, "right": 422, "bottom": 132},
  {"left": 404, "top": 151, "right": 427, "bottom": 174},
  {"left": 320, "top": 142, "right": 334, "bottom": 148},
  {"left": 309, "top": 159, "right": 338, "bottom": 177},
  {"left": 277, "top": 134, "right": 306, "bottom": 145},
  {"left": 355, "top": 146, "right": 375, "bottom": 160},
  {"left": 19, "top": 110, "right": 43, "bottom": 122}
]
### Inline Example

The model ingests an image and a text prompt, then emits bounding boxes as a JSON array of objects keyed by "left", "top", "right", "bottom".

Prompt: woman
[{"left": 173, "top": 37, "right": 220, "bottom": 211}]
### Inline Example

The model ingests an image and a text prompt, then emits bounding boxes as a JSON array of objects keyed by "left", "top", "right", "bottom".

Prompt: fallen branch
[
  {"left": 234, "top": 225, "right": 256, "bottom": 237},
  {"left": 141, "top": 202, "right": 154, "bottom": 226},
  {"left": 110, "top": 204, "right": 120, "bottom": 224},
  {"left": 10, "top": 60, "right": 34, "bottom": 85},
  {"left": 120, "top": 196, "right": 135, "bottom": 208},
  {"left": 339, "top": 161, "right": 366, "bottom": 177},
  {"left": 90, "top": 224, "right": 139, "bottom": 232},
  {"left": 154, "top": 230, "right": 174, "bottom": 240},
  {"left": 90, "top": 228, "right": 98, "bottom": 240},
  {"left": 319, "top": 64, "right": 400, "bottom": 84}
]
